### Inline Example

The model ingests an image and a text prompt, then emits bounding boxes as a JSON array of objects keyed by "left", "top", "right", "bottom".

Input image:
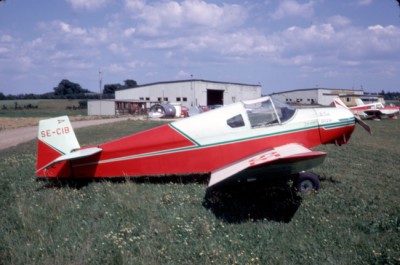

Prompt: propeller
[
  {"left": 354, "top": 114, "right": 371, "bottom": 134},
  {"left": 333, "top": 98, "right": 372, "bottom": 134}
]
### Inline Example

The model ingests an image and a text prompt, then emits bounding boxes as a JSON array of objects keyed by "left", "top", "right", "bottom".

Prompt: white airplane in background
[{"left": 346, "top": 98, "right": 399, "bottom": 120}]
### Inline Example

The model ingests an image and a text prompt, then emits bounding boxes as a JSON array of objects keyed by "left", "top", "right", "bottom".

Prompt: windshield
[{"left": 244, "top": 97, "right": 296, "bottom": 128}]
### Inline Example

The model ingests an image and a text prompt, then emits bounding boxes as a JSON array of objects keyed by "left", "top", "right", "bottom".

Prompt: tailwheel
[{"left": 293, "top": 171, "right": 320, "bottom": 192}]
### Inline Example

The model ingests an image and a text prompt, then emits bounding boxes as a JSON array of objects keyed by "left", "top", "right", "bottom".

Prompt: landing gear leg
[{"left": 293, "top": 171, "right": 320, "bottom": 192}]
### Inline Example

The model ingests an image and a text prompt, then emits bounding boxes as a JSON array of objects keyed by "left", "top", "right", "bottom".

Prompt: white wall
[
  {"left": 115, "top": 80, "right": 261, "bottom": 107},
  {"left": 88, "top": 100, "right": 115, "bottom": 115},
  {"left": 272, "top": 89, "right": 318, "bottom": 105},
  {"left": 272, "top": 89, "right": 364, "bottom": 106}
]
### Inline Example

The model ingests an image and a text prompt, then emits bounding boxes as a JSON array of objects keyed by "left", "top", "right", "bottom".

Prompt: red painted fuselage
[{"left": 36, "top": 98, "right": 356, "bottom": 180}]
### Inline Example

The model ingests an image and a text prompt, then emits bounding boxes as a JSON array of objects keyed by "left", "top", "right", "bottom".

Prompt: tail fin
[
  {"left": 36, "top": 116, "right": 80, "bottom": 174},
  {"left": 332, "top": 98, "right": 372, "bottom": 134},
  {"left": 36, "top": 116, "right": 103, "bottom": 177},
  {"left": 332, "top": 97, "right": 348, "bottom": 108},
  {"left": 355, "top": 98, "right": 365, "bottom": 106}
]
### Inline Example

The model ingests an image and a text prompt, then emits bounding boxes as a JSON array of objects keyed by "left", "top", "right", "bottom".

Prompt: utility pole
[
  {"left": 99, "top": 69, "right": 103, "bottom": 100},
  {"left": 99, "top": 69, "right": 103, "bottom": 115}
]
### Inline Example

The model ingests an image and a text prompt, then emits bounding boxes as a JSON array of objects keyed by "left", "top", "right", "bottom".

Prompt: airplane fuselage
[{"left": 36, "top": 98, "right": 356, "bottom": 180}]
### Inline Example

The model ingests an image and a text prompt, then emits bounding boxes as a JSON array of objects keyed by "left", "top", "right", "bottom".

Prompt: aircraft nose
[{"left": 317, "top": 108, "right": 356, "bottom": 145}]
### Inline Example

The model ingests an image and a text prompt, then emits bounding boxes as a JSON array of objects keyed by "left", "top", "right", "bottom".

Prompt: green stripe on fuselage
[{"left": 91, "top": 120, "right": 353, "bottom": 166}]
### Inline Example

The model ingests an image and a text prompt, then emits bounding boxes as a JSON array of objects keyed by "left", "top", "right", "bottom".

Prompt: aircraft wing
[
  {"left": 363, "top": 109, "right": 383, "bottom": 116},
  {"left": 209, "top": 144, "right": 326, "bottom": 187},
  {"left": 364, "top": 109, "right": 399, "bottom": 116}
]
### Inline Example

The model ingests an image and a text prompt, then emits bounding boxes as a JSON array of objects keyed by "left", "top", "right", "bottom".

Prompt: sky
[{"left": 0, "top": 0, "right": 400, "bottom": 95}]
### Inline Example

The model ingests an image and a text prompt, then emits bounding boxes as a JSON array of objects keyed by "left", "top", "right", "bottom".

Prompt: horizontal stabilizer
[
  {"left": 209, "top": 144, "right": 326, "bottom": 187},
  {"left": 36, "top": 147, "right": 102, "bottom": 173}
]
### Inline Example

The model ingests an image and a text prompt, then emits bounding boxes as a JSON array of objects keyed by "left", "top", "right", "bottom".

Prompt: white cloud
[
  {"left": 16, "top": 56, "right": 34, "bottom": 70},
  {"left": 124, "top": 0, "right": 146, "bottom": 12},
  {"left": 66, "top": 0, "right": 109, "bottom": 10},
  {"left": 126, "top": 60, "right": 152, "bottom": 68},
  {"left": 327, "top": 15, "right": 352, "bottom": 27},
  {"left": 58, "top": 22, "right": 87, "bottom": 36},
  {"left": 49, "top": 51, "right": 75, "bottom": 61},
  {"left": 291, "top": 54, "right": 314, "bottom": 65},
  {"left": 28, "top": 38, "right": 43, "bottom": 48},
  {"left": 271, "top": 0, "right": 315, "bottom": 20},
  {"left": 1, "top": 34, "right": 13, "bottom": 42},
  {"left": 368, "top": 24, "right": 397, "bottom": 35},
  {"left": 366, "top": 25, "right": 400, "bottom": 53},
  {"left": 21, "top": 12, "right": 400, "bottom": 82},
  {"left": 84, "top": 27, "right": 110, "bottom": 45},
  {"left": 269, "top": 22, "right": 400, "bottom": 71},
  {"left": 123, "top": 28, "right": 136, "bottom": 37},
  {"left": 3, "top": 0, "right": 400, "bottom": 94},
  {"left": 279, "top": 23, "right": 336, "bottom": 57},
  {"left": 125, "top": 0, "right": 247, "bottom": 36},
  {"left": 176, "top": 69, "right": 192, "bottom": 79},
  {"left": 0, "top": 34, "right": 14, "bottom": 54},
  {"left": 62, "top": 60, "right": 94, "bottom": 70},
  {"left": 108, "top": 42, "right": 131, "bottom": 56},
  {"left": 107, "top": 63, "right": 127, "bottom": 73},
  {"left": 216, "top": 31, "right": 279, "bottom": 57},
  {"left": 357, "top": 0, "right": 372, "bottom": 6},
  {"left": 182, "top": 1, "right": 244, "bottom": 28},
  {"left": 38, "top": 20, "right": 109, "bottom": 48}
]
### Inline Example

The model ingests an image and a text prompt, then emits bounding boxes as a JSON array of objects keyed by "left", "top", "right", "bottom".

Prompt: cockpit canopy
[{"left": 244, "top": 97, "right": 296, "bottom": 128}]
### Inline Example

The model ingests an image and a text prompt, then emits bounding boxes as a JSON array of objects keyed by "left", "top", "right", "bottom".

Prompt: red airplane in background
[{"left": 36, "top": 97, "right": 370, "bottom": 192}]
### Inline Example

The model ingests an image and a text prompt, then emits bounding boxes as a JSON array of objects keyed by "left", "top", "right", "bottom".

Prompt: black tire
[{"left": 294, "top": 172, "right": 320, "bottom": 192}]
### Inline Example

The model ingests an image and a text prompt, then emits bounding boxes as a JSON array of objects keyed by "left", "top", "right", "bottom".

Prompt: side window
[
  {"left": 227, "top": 114, "right": 245, "bottom": 128},
  {"left": 280, "top": 107, "right": 296, "bottom": 122}
]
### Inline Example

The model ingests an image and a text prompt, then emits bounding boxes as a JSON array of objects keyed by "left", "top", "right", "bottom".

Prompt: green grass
[
  {"left": 1, "top": 119, "right": 399, "bottom": 264},
  {"left": 0, "top": 99, "right": 86, "bottom": 117}
]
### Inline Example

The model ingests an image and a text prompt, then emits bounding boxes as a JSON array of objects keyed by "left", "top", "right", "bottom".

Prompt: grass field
[
  {"left": 0, "top": 99, "right": 86, "bottom": 117},
  {"left": 0, "top": 119, "right": 399, "bottom": 264}
]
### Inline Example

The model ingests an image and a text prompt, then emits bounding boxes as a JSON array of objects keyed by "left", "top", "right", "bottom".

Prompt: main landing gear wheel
[{"left": 293, "top": 171, "right": 320, "bottom": 192}]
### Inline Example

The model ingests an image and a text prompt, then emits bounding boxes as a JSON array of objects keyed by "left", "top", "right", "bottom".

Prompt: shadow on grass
[
  {"left": 203, "top": 181, "right": 302, "bottom": 223},
  {"left": 37, "top": 174, "right": 210, "bottom": 190},
  {"left": 37, "top": 175, "right": 302, "bottom": 223}
]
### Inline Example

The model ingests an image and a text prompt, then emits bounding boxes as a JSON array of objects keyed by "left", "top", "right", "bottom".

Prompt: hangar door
[{"left": 207, "top": 89, "right": 224, "bottom": 106}]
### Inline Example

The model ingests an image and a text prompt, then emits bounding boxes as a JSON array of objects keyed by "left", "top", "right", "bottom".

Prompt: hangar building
[
  {"left": 88, "top": 79, "right": 261, "bottom": 116},
  {"left": 271, "top": 88, "right": 364, "bottom": 106},
  {"left": 116, "top": 79, "right": 261, "bottom": 107}
]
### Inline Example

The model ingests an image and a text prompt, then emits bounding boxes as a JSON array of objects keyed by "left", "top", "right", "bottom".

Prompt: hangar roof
[
  {"left": 127, "top": 79, "right": 261, "bottom": 89},
  {"left": 271, "top": 87, "right": 363, "bottom": 95}
]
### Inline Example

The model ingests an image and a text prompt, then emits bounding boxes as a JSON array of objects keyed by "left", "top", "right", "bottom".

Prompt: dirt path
[{"left": 0, "top": 117, "right": 132, "bottom": 151}]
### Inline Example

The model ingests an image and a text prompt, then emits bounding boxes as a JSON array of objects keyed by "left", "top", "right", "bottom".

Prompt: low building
[
  {"left": 88, "top": 79, "right": 262, "bottom": 115},
  {"left": 271, "top": 88, "right": 364, "bottom": 106},
  {"left": 88, "top": 99, "right": 159, "bottom": 116},
  {"left": 359, "top": 93, "right": 385, "bottom": 105},
  {"left": 116, "top": 79, "right": 261, "bottom": 108},
  {"left": 87, "top": 100, "right": 115, "bottom": 116}
]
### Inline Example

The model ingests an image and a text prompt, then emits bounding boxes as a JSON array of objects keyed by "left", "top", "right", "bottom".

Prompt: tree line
[
  {"left": 0, "top": 79, "right": 138, "bottom": 100},
  {"left": 0, "top": 79, "right": 398, "bottom": 101},
  {"left": 380, "top": 91, "right": 400, "bottom": 101}
]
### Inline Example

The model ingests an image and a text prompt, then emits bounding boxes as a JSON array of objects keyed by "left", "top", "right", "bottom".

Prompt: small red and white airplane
[
  {"left": 345, "top": 98, "right": 399, "bottom": 120},
  {"left": 36, "top": 97, "right": 370, "bottom": 191}
]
